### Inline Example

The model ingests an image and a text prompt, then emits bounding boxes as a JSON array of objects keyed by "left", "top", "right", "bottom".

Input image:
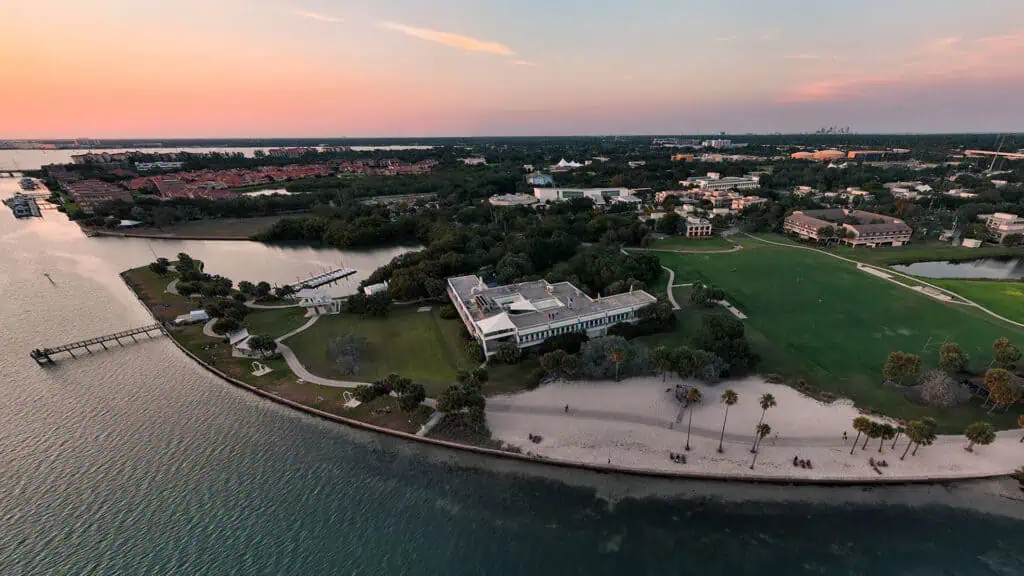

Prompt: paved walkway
[
  {"left": 744, "top": 234, "right": 1024, "bottom": 329},
  {"left": 202, "top": 318, "right": 219, "bottom": 338}
]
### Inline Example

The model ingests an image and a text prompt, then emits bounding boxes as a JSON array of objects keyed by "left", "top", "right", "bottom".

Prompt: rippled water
[
  {"left": 1, "top": 183, "right": 1023, "bottom": 575},
  {"left": 892, "top": 258, "right": 1024, "bottom": 280}
]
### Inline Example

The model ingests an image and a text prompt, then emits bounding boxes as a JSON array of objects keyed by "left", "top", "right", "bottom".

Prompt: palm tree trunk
[
  {"left": 686, "top": 407, "right": 694, "bottom": 451},
  {"left": 1020, "top": 434, "right": 1023, "bottom": 443},
  {"left": 749, "top": 448, "right": 759, "bottom": 470},
  {"left": 878, "top": 437, "right": 885, "bottom": 453},
  {"left": 751, "top": 410, "right": 766, "bottom": 453},
  {"left": 862, "top": 434, "right": 871, "bottom": 450},
  {"left": 615, "top": 362, "right": 620, "bottom": 382},
  {"left": 718, "top": 406, "right": 729, "bottom": 453},
  {"left": 912, "top": 443, "right": 920, "bottom": 456},
  {"left": 851, "top": 431, "right": 861, "bottom": 455},
  {"left": 966, "top": 441, "right": 975, "bottom": 452},
  {"left": 901, "top": 439, "right": 913, "bottom": 460},
  {"left": 891, "top": 432, "right": 901, "bottom": 449}
]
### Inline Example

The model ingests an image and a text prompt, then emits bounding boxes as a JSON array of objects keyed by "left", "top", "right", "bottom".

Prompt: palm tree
[
  {"left": 749, "top": 423, "right": 771, "bottom": 469},
  {"left": 1018, "top": 415, "right": 1024, "bottom": 443},
  {"left": 879, "top": 423, "right": 896, "bottom": 453},
  {"left": 891, "top": 424, "right": 905, "bottom": 450},
  {"left": 912, "top": 417, "right": 937, "bottom": 456},
  {"left": 862, "top": 422, "right": 879, "bottom": 450},
  {"left": 610, "top": 347, "right": 626, "bottom": 382},
  {"left": 718, "top": 389, "right": 738, "bottom": 453},
  {"left": 652, "top": 346, "right": 673, "bottom": 382},
  {"left": 964, "top": 421, "right": 996, "bottom": 452},
  {"left": 750, "top": 393, "right": 777, "bottom": 453},
  {"left": 851, "top": 416, "right": 871, "bottom": 455},
  {"left": 902, "top": 420, "right": 924, "bottom": 460},
  {"left": 685, "top": 387, "right": 703, "bottom": 451}
]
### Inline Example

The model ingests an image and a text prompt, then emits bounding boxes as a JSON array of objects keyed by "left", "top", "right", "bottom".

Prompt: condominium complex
[
  {"left": 447, "top": 275, "right": 656, "bottom": 356},
  {"left": 784, "top": 209, "right": 913, "bottom": 247},
  {"left": 64, "top": 179, "right": 132, "bottom": 212},
  {"left": 980, "top": 213, "right": 1024, "bottom": 241}
]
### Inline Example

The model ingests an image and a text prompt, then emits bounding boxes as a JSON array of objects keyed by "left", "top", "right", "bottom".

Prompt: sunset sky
[{"left": 1, "top": 0, "right": 1023, "bottom": 137}]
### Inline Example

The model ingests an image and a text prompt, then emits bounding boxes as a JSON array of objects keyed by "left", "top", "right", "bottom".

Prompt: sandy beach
[{"left": 486, "top": 377, "right": 1024, "bottom": 482}]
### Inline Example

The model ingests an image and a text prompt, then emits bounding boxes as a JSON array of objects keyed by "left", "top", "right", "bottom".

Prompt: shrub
[
  {"left": 439, "top": 304, "right": 459, "bottom": 320},
  {"left": 525, "top": 368, "right": 546, "bottom": 390},
  {"left": 463, "top": 341, "right": 484, "bottom": 363},
  {"left": 493, "top": 342, "right": 522, "bottom": 365},
  {"left": 353, "top": 384, "right": 378, "bottom": 402},
  {"left": 211, "top": 317, "right": 240, "bottom": 335},
  {"left": 537, "top": 331, "right": 589, "bottom": 355},
  {"left": 916, "top": 369, "right": 962, "bottom": 408}
]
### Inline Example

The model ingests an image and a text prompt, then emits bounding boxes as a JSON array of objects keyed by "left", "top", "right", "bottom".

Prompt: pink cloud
[{"left": 379, "top": 21, "right": 514, "bottom": 56}]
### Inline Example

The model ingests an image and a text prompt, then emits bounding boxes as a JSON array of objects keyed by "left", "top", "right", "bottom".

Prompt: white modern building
[
  {"left": 447, "top": 275, "right": 657, "bottom": 357},
  {"left": 681, "top": 172, "right": 760, "bottom": 192},
  {"left": 363, "top": 281, "right": 389, "bottom": 297},
  {"left": 533, "top": 187, "right": 632, "bottom": 206}
]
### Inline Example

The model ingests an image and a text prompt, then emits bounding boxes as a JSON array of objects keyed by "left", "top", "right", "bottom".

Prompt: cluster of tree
[
  {"left": 577, "top": 336, "right": 651, "bottom": 381},
  {"left": 436, "top": 370, "right": 489, "bottom": 435},
  {"left": 148, "top": 257, "right": 170, "bottom": 275},
  {"left": 606, "top": 300, "right": 676, "bottom": 339},
  {"left": 345, "top": 292, "right": 391, "bottom": 317},
  {"left": 492, "top": 342, "right": 522, "bottom": 365},
  {"left": 850, "top": 416, "right": 938, "bottom": 458},
  {"left": 352, "top": 373, "right": 426, "bottom": 413},
  {"left": 204, "top": 296, "right": 250, "bottom": 335},
  {"left": 691, "top": 315, "right": 758, "bottom": 377},
  {"left": 245, "top": 335, "right": 279, "bottom": 358},
  {"left": 238, "top": 280, "right": 275, "bottom": 301},
  {"left": 690, "top": 283, "right": 726, "bottom": 308},
  {"left": 255, "top": 204, "right": 434, "bottom": 249}
]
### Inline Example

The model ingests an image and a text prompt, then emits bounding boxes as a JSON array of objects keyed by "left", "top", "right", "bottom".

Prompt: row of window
[{"left": 517, "top": 311, "right": 635, "bottom": 344}]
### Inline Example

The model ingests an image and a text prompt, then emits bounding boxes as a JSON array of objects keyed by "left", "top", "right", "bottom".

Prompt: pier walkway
[
  {"left": 288, "top": 268, "right": 357, "bottom": 291},
  {"left": 31, "top": 323, "right": 165, "bottom": 364}
]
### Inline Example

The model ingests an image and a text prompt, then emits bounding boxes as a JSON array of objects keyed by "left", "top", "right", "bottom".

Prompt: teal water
[{"left": 1, "top": 189, "right": 1023, "bottom": 575}]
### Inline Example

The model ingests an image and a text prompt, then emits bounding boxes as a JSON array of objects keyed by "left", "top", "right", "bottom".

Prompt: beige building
[
  {"left": 784, "top": 209, "right": 912, "bottom": 247},
  {"left": 685, "top": 217, "right": 713, "bottom": 238},
  {"left": 981, "top": 213, "right": 1024, "bottom": 241}
]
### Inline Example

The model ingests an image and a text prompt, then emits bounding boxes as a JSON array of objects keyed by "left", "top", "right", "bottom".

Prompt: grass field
[
  {"left": 243, "top": 307, "right": 309, "bottom": 338},
  {"left": 648, "top": 236, "right": 736, "bottom": 251},
  {"left": 284, "top": 306, "right": 475, "bottom": 395},
  {"left": 103, "top": 215, "right": 307, "bottom": 240},
  {"left": 930, "top": 279, "right": 1024, "bottom": 324},
  {"left": 651, "top": 236, "right": 1024, "bottom": 431}
]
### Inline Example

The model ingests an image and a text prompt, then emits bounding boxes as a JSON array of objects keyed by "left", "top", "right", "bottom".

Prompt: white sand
[{"left": 486, "top": 377, "right": 1024, "bottom": 482}]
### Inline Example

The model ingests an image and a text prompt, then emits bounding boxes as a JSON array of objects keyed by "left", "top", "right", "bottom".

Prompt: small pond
[{"left": 890, "top": 258, "right": 1024, "bottom": 279}]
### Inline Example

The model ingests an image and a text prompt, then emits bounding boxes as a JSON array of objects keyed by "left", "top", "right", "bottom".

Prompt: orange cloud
[
  {"left": 784, "top": 29, "right": 1024, "bottom": 103},
  {"left": 379, "top": 21, "right": 515, "bottom": 55}
]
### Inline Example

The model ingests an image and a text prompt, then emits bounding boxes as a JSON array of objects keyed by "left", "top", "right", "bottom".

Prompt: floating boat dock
[
  {"left": 288, "top": 267, "right": 357, "bottom": 290},
  {"left": 30, "top": 323, "right": 165, "bottom": 365}
]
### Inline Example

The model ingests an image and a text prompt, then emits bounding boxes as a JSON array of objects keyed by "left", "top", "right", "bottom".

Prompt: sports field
[{"left": 652, "top": 236, "right": 1024, "bottom": 430}]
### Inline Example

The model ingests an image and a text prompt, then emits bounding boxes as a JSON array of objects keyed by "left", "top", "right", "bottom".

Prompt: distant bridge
[{"left": 31, "top": 323, "right": 165, "bottom": 365}]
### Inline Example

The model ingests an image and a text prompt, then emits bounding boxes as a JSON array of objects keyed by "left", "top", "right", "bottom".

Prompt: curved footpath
[
  {"left": 137, "top": 280, "right": 1023, "bottom": 485},
  {"left": 744, "top": 234, "right": 1024, "bottom": 329}
]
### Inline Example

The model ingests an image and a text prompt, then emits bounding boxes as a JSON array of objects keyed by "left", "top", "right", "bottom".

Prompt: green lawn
[
  {"left": 930, "top": 279, "right": 1024, "bottom": 324},
  {"left": 284, "top": 306, "right": 475, "bottom": 395},
  {"left": 244, "top": 307, "right": 309, "bottom": 338},
  {"left": 653, "top": 237, "right": 1024, "bottom": 431},
  {"left": 648, "top": 235, "right": 735, "bottom": 251}
]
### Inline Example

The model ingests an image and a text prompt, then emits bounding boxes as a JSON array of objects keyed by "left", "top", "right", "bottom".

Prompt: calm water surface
[
  {"left": 892, "top": 258, "right": 1024, "bottom": 280},
  {"left": 1, "top": 182, "right": 1023, "bottom": 575}
]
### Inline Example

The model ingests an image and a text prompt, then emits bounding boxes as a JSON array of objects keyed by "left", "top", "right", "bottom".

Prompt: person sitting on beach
[{"left": 793, "top": 455, "right": 800, "bottom": 467}]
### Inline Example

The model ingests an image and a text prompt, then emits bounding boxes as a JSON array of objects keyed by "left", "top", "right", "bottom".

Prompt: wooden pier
[
  {"left": 30, "top": 323, "right": 165, "bottom": 365},
  {"left": 288, "top": 267, "right": 357, "bottom": 291}
]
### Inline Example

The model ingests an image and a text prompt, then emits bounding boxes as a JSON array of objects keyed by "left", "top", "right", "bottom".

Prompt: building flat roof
[{"left": 448, "top": 275, "right": 656, "bottom": 332}]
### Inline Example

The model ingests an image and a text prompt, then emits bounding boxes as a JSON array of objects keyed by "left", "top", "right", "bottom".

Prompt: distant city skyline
[{"left": 2, "top": 0, "right": 1023, "bottom": 138}]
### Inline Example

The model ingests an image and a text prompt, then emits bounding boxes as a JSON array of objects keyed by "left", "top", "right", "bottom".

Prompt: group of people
[
  {"left": 868, "top": 457, "right": 889, "bottom": 474},
  {"left": 670, "top": 452, "right": 687, "bottom": 464},
  {"left": 527, "top": 433, "right": 543, "bottom": 444},
  {"left": 792, "top": 455, "right": 813, "bottom": 469}
]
